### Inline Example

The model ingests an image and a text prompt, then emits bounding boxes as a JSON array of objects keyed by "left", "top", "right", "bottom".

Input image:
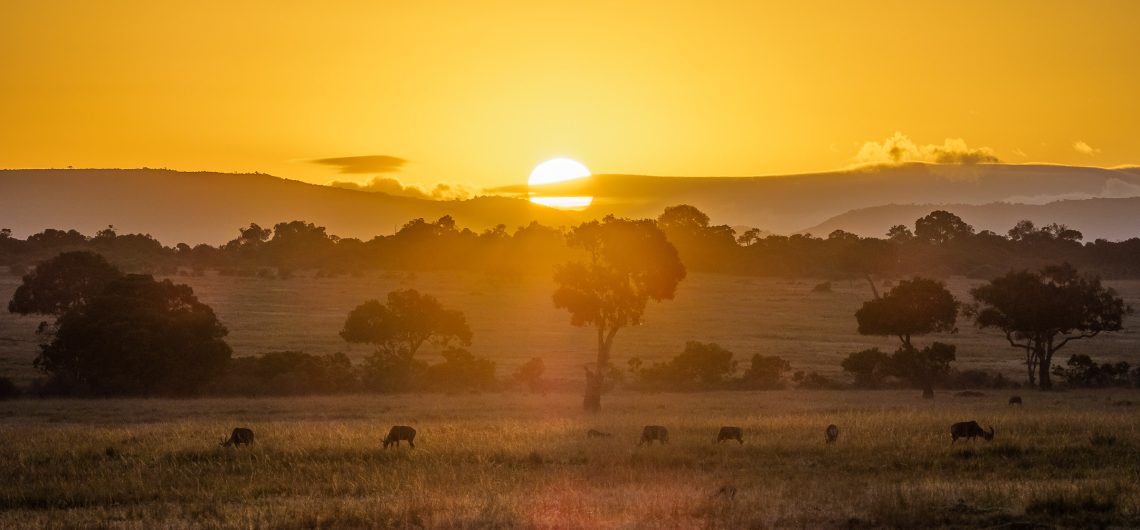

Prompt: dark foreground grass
[{"left": 2, "top": 390, "right": 1139, "bottom": 529}]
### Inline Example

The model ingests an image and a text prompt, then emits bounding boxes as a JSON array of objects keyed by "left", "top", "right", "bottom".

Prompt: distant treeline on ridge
[{"left": 2, "top": 205, "right": 1140, "bottom": 279}]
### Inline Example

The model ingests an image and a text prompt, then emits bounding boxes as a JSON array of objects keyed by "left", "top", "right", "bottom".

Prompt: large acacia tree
[
  {"left": 341, "top": 289, "right": 472, "bottom": 391},
  {"left": 35, "top": 274, "right": 231, "bottom": 396},
  {"left": 854, "top": 277, "right": 959, "bottom": 397},
  {"left": 971, "top": 263, "right": 1131, "bottom": 390},
  {"left": 553, "top": 216, "right": 686, "bottom": 412}
]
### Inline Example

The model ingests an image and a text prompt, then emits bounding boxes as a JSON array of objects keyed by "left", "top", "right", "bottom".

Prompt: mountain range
[{"left": 2, "top": 163, "right": 1139, "bottom": 245}]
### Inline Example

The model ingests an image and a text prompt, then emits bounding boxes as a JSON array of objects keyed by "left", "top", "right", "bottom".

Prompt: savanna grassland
[
  {"left": 3, "top": 272, "right": 1140, "bottom": 386},
  {"left": 2, "top": 390, "right": 1140, "bottom": 529}
]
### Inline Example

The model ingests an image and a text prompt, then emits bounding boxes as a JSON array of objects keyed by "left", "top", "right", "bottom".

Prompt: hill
[
  {"left": 802, "top": 197, "right": 1140, "bottom": 241},
  {"left": 4, "top": 163, "right": 1140, "bottom": 244},
  {"left": 516, "top": 163, "right": 1140, "bottom": 236},
  {"left": 0, "top": 169, "right": 576, "bottom": 245}
]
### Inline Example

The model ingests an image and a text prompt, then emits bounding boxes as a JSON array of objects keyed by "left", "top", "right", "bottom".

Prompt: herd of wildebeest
[{"left": 217, "top": 396, "right": 1021, "bottom": 449}]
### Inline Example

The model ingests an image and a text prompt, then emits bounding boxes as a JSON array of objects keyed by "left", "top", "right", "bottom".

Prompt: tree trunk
[
  {"left": 583, "top": 372, "right": 602, "bottom": 413},
  {"left": 584, "top": 326, "right": 612, "bottom": 413},
  {"left": 1038, "top": 349, "right": 1053, "bottom": 390}
]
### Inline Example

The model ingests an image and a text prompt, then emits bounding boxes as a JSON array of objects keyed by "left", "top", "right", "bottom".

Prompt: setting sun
[
  {"left": 528, "top": 158, "right": 593, "bottom": 210},
  {"left": 527, "top": 158, "right": 591, "bottom": 186}
]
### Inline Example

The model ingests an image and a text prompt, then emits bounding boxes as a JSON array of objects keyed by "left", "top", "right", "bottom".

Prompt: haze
[{"left": 3, "top": 0, "right": 1139, "bottom": 193}]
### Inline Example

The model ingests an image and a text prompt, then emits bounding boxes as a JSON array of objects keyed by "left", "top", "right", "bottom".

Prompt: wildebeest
[
  {"left": 716, "top": 426, "right": 744, "bottom": 444},
  {"left": 220, "top": 427, "right": 254, "bottom": 448},
  {"left": 712, "top": 484, "right": 737, "bottom": 499},
  {"left": 587, "top": 429, "right": 613, "bottom": 439},
  {"left": 825, "top": 424, "right": 839, "bottom": 444},
  {"left": 1009, "top": 396, "right": 1023, "bottom": 406},
  {"left": 950, "top": 421, "right": 994, "bottom": 443},
  {"left": 638, "top": 425, "right": 668, "bottom": 446},
  {"left": 383, "top": 425, "right": 417, "bottom": 449}
]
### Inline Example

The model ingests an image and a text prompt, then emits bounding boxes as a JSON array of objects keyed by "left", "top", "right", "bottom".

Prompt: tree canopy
[
  {"left": 341, "top": 289, "right": 472, "bottom": 363},
  {"left": 8, "top": 251, "right": 121, "bottom": 316},
  {"left": 35, "top": 274, "right": 231, "bottom": 396},
  {"left": 553, "top": 215, "right": 685, "bottom": 411},
  {"left": 855, "top": 277, "right": 959, "bottom": 349},
  {"left": 971, "top": 263, "right": 1132, "bottom": 389}
]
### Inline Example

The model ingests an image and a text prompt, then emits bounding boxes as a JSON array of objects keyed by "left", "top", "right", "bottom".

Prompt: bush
[
  {"left": 738, "top": 354, "right": 791, "bottom": 389},
  {"left": 0, "top": 377, "right": 19, "bottom": 400}
]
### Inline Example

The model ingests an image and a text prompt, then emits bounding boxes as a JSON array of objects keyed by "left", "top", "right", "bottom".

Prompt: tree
[
  {"left": 513, "top": 357, "right": 546, "bottom": 393},
  {"left": 855, "top": 277, "right": 958, "bottom": 350},
  {"left": 855, "top": 277, "right": 958, "bottom": 397},
  {"left": 740, "top": 354, "right": 791, "bottom": 389},
  {"left": 887, "top": 342, "right": 956, "bottom": 397},
  {"left": 971, "top": 263, "right": 1131, "bottom": 390},
  {"left": 8, "top": 251, "right": 122, "bottom": 317},
  {"left": 886, "top": 224, "right": 914, "bottom": 242},
  {"left": 841, "top": 348, "right": 891, "bottom": 388},
  {"left": 35, "top": 274, "right": 231, "bottom": 395},
  {"left": 914, "top": 210, "right": 974, "bottom": 244},
  {"left": 340, "top": 289, "right": 472, "bottom": 391},
  {"left": 553, "top": 216, "right": 686, "bottom": 411}
]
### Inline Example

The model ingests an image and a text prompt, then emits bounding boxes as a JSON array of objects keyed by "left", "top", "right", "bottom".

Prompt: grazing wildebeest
[
  {"left": 950, "top": 421, "right": 994, "bottom": 443},
  {"left": 716, "top": 426, "right": 744, "bottom": 444},
  {"left": 383, "top": 425, "right": 417, "bottom": 449},
  {"left": 220, "top": 427, "right": 254, "bottom": 448},
  {"left": 1009, "top": 396, "right": 1023, "bottom": 406},
  {"left": 712, "top": 484, "right": 737, "bottom": 499},
  {"left": 825, "top": 424, "right": 839, "bottom": 444},
  {"left": 638, "top": 425, "right": 668, "bottom": 446},
  {"left": 587, "top": 429, "right": 613, "bottom": 439}
]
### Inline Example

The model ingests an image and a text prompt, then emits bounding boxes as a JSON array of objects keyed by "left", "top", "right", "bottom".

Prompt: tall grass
[{"left": 1, "top": 390, "right": 1138, "bottom": 528}]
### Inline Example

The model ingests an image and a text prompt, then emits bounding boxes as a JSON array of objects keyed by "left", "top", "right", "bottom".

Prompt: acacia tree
[
  {"left": 854, "top": 277, "right": 959, "bottom": 397},
  {"left": 8, "top": 251, "right": 121, "bottom": 318},
  {"left": 340, "top": 289, "right": 472, "bottom": 391},
  {"left": 553, "top": 216, "right": 686, "bottom": 412},
  {"left": 35, "top": 274, "right": 231, "bottom": 396},
  {"left": 971, "top": 263, "right": 1131, "bottom": 390}
]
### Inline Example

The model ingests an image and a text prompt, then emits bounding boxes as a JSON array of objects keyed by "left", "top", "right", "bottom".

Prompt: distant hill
[
  {"left": 0, "top": 169, "right": 576, "bottom": 245},
  {"left": 4, "top": 163, "right": 1140, "bottom": 245},
  {"left": 517, "top": 163, "right": 1140, "bottom": 236},
  {"left": 802, "top": 197, "right": 1140, "bottom": 241}
]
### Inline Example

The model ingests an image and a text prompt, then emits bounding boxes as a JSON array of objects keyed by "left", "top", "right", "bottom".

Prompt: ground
[{"left": 2, "top": 390, "right": 1139, "bottom": 529}]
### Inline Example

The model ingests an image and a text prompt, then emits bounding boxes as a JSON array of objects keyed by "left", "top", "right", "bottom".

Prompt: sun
[
  {"left": 528, "top": 158, "right": 591, "bottom": 185},
  {"left": 528, "top": 158, "right": 593, "bottom": 210}
]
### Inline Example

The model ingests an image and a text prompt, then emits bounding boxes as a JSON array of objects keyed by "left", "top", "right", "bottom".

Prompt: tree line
[
  {"left": 4, "top": 207, "right": 1140, "bottom": 279},
  {"left": 2, "top": 212, "right": 1135, "bottom": 406}
]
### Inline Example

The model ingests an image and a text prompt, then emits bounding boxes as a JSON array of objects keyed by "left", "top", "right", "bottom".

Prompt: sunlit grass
[{"left": 1, "top": 390, "right": 1138, "bottom": 528}]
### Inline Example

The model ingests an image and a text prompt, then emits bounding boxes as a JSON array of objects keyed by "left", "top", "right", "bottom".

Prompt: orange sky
[{"left": 2, "top": 1, "right": 1138, "bottom": 193}]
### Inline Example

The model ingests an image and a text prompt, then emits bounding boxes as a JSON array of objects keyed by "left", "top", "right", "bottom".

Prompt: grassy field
[
  {"left": 2, "top": 271, "right": 1139, "bottom": 387},
  {"left": 2, "top": 390, "right": 1140, "bottom": 529}
]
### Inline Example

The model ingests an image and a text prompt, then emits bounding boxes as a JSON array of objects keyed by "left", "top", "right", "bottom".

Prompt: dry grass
[
  {"left": 2, "top": 390, "right": 1139, "bottom": 529},
  {"left": 3, "top": 271, "right": 1140, "bottom": 386}
]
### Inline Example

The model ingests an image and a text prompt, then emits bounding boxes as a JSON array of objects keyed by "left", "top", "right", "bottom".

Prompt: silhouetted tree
[
  {"left": 841, "top": 348, "right": 891, "bottom": 388},
  {"left": 513, "top": 357, "right": 546, "bottom": 393},
  {"left": 8, "top": 251, "right": 122, "bottom": 317},
  {"left": 638, "top": 341, "right": 736, "bottom": 389},
  {"left": 971, "top": 263, "right": 1131, "bottom": 390},
  {"left": 35, "top": 274, "right": 231, "bottom": 395},
  {"left": 1052, "top": 354, "right": 1132, "bottom": 388},
  {"left": 887, "top": 342, "right": 956, "bottom": 396},
  {"left": 855, "top": 277, "right": 958, "bottom": 397},
  {"left": 740, "top": 353, "right": 791, "bottom": 389},
  {"left": 553, "top": 216, "right": 685, "bottom": 411},
  {"left": 915, "top": 210, "right": 974, "bottom": 244},
  {"left": 341, "top": 289, "right": 472, "bottom": 391},
  {"left": 423, "top": 347, "right": 496, "bottom": 391}
]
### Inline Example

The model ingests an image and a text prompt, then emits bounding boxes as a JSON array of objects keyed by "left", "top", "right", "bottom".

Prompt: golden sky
[{"left": 2, "top": 1, "right": 1138, "bottom": 193}]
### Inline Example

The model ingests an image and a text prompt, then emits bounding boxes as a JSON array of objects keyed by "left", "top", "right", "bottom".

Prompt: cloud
[
  {"left": 1073, "top": 141, "right": 1101, "bottom": 156},
  {"left": 852, "top": 132, "right": 999, "bottom": 166},
  {"left": 1012, "top": 148, "right": 1029, "bottom": 158},
  {"left": 1003, "top": 178, "right": 1140, "bottom": 204},
  {"left": 311, "top": 155, "right": 407, "bottom": 174},
  {"left": 328, "top": 176, "right": 472, "bottom": 200}
]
